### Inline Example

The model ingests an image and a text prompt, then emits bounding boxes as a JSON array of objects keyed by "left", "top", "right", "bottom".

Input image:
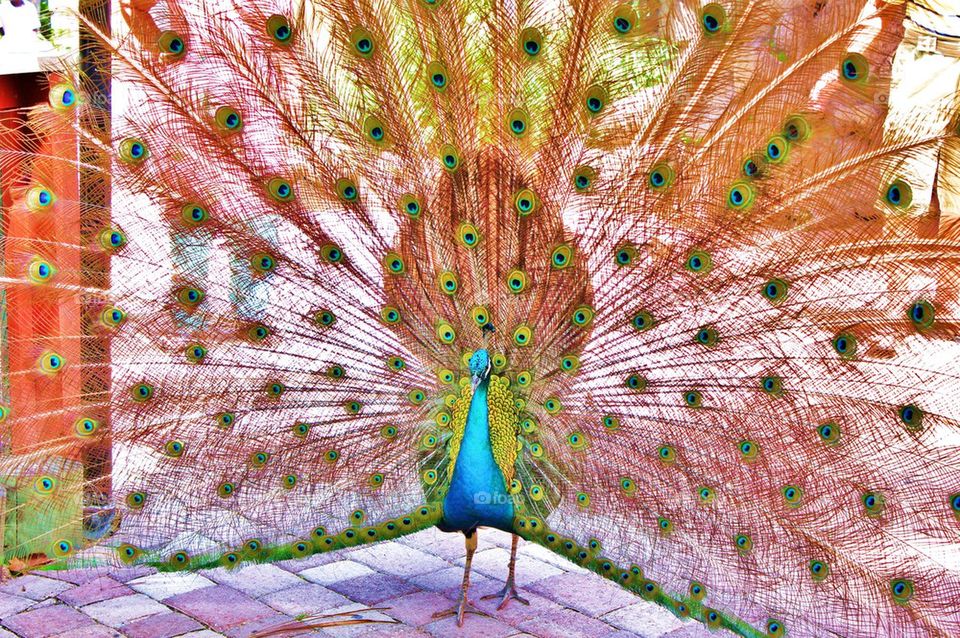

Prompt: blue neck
[{"left": 440, "top": 379, "right": 514, "bottom": 532}]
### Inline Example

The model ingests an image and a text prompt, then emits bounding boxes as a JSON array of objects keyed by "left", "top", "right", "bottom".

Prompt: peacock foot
[
  {"left": 431, "top": 593, "right": 485, "bottom": 626},
  {"left": 481, "top": 582, "right": 530, "bottom": 611}
]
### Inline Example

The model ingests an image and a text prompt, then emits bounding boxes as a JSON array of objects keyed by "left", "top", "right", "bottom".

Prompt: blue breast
[{"left": 440, "top": 381, "right": 515, "bottom": 532}]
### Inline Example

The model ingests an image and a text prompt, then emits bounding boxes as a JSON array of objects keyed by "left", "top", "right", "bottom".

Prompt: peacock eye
[{"left": 268, "top": 15, "right": 293, "bottom": 44}]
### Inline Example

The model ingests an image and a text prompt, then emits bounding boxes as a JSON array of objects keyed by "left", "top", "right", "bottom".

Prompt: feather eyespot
[
  {"left": 782, "top": 485, "right": 803, "bottom": 508},
  {"left": 513, "top": 324, "right": 532, "bottom": 347},
  {"left": 268, "top": 15, "right": 294, "bottom": 45},
  {"left": 214, "top": 106, "right": 243, "bottom": 132},
  {"left": 612, "top": 5, "right": 636, "bottom": 33},
  {"left": 118, "top": 138, "right": 148, "bottom": 164},
  {"left": 400, "top": 194, "right": 422, "bottom": 218},
  {"left": 180, "top": 203, "right": 209, "bottom": 227},
  {"left": 457, "top": 222, "right": 479, "bottom": 247},
  {"left": 760, "top": 375, "right": 783, "bottom": 396},
  {"left": 907, "top": 300, "right": 934, "bottom": 330},
  {"left": 158, "top": 31, "right": 186, "bottom": 56},
  {"left": 381, "top": 306, "right": 401, "bottom": 324},
  {"left": 762, "top": 278, "right": 788, "bottom": 304},
  {"left": 840, "top": 52, "right": 868, "bottom": 83},
  {"left": 436, "top": 321, "right": 456, "bottom": 344},
  {"left": 890, "top": 579, "right": 914, "bottom": 605},
  {"left": 506, "top": 108, "right": 529, "bottom": 137},
  {"left": 631, "top": 310, "right": 654, "bottom": 331},
  {"left": 550, "top": 244, "right": 573, "bottom": 269},
  {"left": 648, "top": 163, "right": 675, "bottom": 190},
  {"left": 817, "top": 421, "right": 840, "bottom": 445},
  {"left": 164, "top": 440, "right": 185, "bottom": 458},
  {"left": 700, "top": 3, "right": 727, "bottom": 34},
  {"left": 809, "top": 559, "right": 830, "bottom": 581},
  {"left": 427, "top": 61, "right": 448, "bottom": 90},
  {"left": 684, "top": 390, "right": 703, "bottom": 408},
  {"left": 349, "top": 27, "right": 374, "bottom": 56},
  {"left": 584, "top": 85, "right": 608, "bottom": 115},
  {"left": 572, "top": 165, "right": 596, "bottom": 192},
  {"left": 34, "top": 476, "right": 56, "bottom": 495},
  {"left": 27, "top": 185, "right": 55, "bottom": 211},
  {"left": 560, "top": 355, "right": 580, "bottom": 374},
  {"left": 75, "top": 417, "right": 99, "bottom": 437},
  {"left": 738, "top": 440, "right": 759, "bottom": 461},
  {"left": 694, "top": 326, "right": 718, "bottom": 347},
  {"left": 320, "top": 244, "right": 344, "bottom": 263},
  {"left": 506, "top": 269, "right": 528, "bottom": 293},
  {"left": 862, "top": 491, "right": 885, "bottom": 517},
  {"left": 689, "top": 582, "right": 706, "bottom": 601},
  {"left": 131, "top": 383, "right": 154, "bottom": 402},
  {"left": 28, "top": 258, "right": 56, "bottom": 284},
  {"left": 727, "top": 182, "right": 755, "bottom": 210},
  {"left": 267, "top": 178, "right": 295, "bottom": 202},
  {"left": 383, "top": 252, "right": 406, "bottom": 275},
  {"left": 567, "top": 432, "right": 587, "bottom": 450},
  {"left": 685, "top": 250, "right": 712, "bottom": 274},
  {"left": 519, "top": 27, "right": 542, "bottom": 57},
  {"left": 884, "top": 179, "right": 913, "bottom": 209},
  {"left": 314, "top": 309, "right": 336, "bottom": 327},
  {"left": 514, "top": 188, "right": 539, "bottom": 215},
  {"left": 832, "top": 332, "right": 857, "bottom": 359},
  {"left": 49, "top": 83, "right": 77, "bottom": 111},
  {"left": 185, "top": 343, "right": 207, "bottom": 363}
]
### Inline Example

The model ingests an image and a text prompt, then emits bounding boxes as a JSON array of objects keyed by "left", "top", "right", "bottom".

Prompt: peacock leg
[
  {"left": 481, "top": 533, "right": 530, "bottom": 610},
  {"left": 431, "top": 529, "right": 482, "bottom": 626}
]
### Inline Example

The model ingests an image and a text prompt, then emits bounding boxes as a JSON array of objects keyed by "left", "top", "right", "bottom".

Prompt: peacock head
[{"left": 469, "top": 349, "right": 492, "bottom": 390}]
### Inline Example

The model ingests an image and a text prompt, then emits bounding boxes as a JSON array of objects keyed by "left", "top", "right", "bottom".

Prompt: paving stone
[
  {"left": 310, "top": 603, "right": 399, "bottom": 638},
  {"left": 0, "top": 591, "right": 35, "bottom": 617},
  {"left": 0, "top": 575, "right": 73, "bottom": 601},
  {"left": 528, "top": 571, "right": 639, "bottom": 616},
  {"left": 602, "top": 601, "right": 688, "bottom": 637},
  {"left": 127, "top": 572, "right": 217, "bottom": 600},
  {"left": 517, "top": 607, "right": 618, "bottom": 638},
  {"left": 57, "top": 576, "right": 131, "bottom": 607},
  {"left": 259, "top": 582, "right": 351, "bottom": 617},
  {"left": 517, "top": 541, "right": 588, "bottom": 573},
  {"left": 275, "top": 551, "right": 342, "bottom": 573},
  {"left": 166, "top": 585, "right": 277, "bottom": 632},
  {"left": 299, "top": 560, "right": 375, "bottom": 586},
  {"left": 357, "top": 627, "right": 431, "bottom": 638},
  {"left": 1, "top": 604, "right": 93, "bottom": 638},
  {"left": 177, "top": 631, "right": 227, "bottom": 638},
  {"left": 52, "top": 625, "right": 121, "bottom": 638},
  {"left": 103, "top": 567, "right": 155, "bottom": 583},
  {"left": 40, "top": 569, "right": 105, "bottom": 586},
  {"left": 120, "top": 611, "right": 204, "bottom": 638},
  {"left": 199, "top": 563, "right": 305, "bottom": 598},
  {"left": 0, "top": 629, "right": 16, "bottom": 638},
  {"left": 327, "top": 573, "right": 419, "bottom": 606},
  {"left": 221, "top": 614, "right": 298, "bottom": 638},
  {"left": 472, "top": 589, "right": 563, "bottom": 628},
  {"left": 379, "top": 590, "right": 452, "bottom": 627},
  {"left": 406, "top": 565, "right": 492, "bottom": 593},
  {"left": 80, "top": 593, "right": 170, "bottom": 628},
  {"left": 458, "top": 547, "right": 564, "bottom": 587},
  {"left": 423, "top": 611, "right": 516, "bottom": 638},
  {"left": 663, "top": 624, "right": 714, "bottom": 638},
  {"left": 347, "top": 542, "right": 451, "bottom": 578},
  {"left": 398, "top": 529, "right": 500, "bottom": 562}
]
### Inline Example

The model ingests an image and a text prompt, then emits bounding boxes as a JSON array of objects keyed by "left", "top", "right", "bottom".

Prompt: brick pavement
[{"left": 0, "top": 528, "right": 712, "bottom": 638}]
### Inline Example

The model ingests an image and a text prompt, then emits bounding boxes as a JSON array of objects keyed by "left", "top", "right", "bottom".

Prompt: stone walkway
[{"left": 0, "top": 528, "right": 711, "bottom": 638}]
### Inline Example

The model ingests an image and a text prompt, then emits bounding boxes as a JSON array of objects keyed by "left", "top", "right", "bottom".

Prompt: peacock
[{"left": 2, "top": 0, "right": 960, "bottom": 636}]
